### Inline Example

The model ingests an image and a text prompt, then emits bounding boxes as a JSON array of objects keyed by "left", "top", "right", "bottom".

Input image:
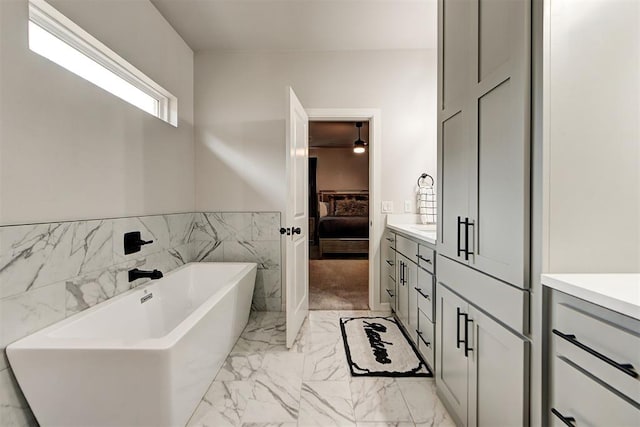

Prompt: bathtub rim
[{"left": 6, "top": 262, "right": 257, "bottom": 352}]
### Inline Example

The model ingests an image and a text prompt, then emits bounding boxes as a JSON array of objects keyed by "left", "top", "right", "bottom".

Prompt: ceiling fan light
[{"left": 353, "top": 121, "right": 366, "bottom": 153}]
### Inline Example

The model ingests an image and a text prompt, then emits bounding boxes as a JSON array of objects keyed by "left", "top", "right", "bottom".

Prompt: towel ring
[{"left": 417, "top": 173, "right": 434, "bottom": 187}]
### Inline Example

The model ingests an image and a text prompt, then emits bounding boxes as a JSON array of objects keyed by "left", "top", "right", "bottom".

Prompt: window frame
[{"left": 28, "top": 0, "right": 178, "bottom": 127}]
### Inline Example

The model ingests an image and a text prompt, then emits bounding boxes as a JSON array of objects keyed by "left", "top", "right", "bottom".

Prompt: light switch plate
[
  {"left": 382, "top": 201, "right": 393, "bottom": 213},
  {"left": 404, "top": 200, "right": 412, "bottom": 213}
]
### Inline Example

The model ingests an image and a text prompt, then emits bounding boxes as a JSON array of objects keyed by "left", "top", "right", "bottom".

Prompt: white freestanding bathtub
[{"left": 7, "top": 262, "right": 257, "bottom": 427}]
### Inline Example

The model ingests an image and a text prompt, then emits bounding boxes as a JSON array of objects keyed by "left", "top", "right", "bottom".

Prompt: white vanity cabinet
[
  {"left": 396, "top": 252, "right": 412, "bottom": 330},
  {"left": 381, "top": 230, "right": 397, "bottom": 310},
  {"left": 547, "top": 287, "right": 640, "bottom": 426},
  {"left": 385, "top": 227, "right": 437, "bottom": 371}
]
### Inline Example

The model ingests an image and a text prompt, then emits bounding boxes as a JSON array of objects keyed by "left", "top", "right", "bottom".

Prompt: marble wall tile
[
  {"left": 223, "top": 241, "right": 280, "bottom": 270},
  {"left": 255, "top": 270, "right": 282, "bottom": 299},
  {"left": 1, "top": 222, "right": 87, "bottom": 298},
  {"left": 0, "top": 368, "right": 37, "bottom": 427},
  {"left": 65, "top": 269, "right": 117, "bottom": 315},
  {"left": 165, "top": 213, "right": 196, "bottom": 247},
  {"left": 252, "top": 213, "right": 280, "bottom": 241},
  {"left": 191, "top": 240, "right": 224, "bottom": 263},
  {"left": 197, "top": 213, "right": 253, "bottom": 242},
  {"left": 0, "top": 282, "right": 66, "bottom": 371}
]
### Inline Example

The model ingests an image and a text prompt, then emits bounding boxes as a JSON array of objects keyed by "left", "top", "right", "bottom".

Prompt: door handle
[
  {"left": 417, "top": 254, "right": 432, "bottom": 264},
  {"left": 550, "top": 408, "right": 576, "bottom": 427},
  {"left": 552, "top": 329, "right": 638, "bottom": 378},
  {"left": 414, "top": 287, "right": 430, "bottom": 300},
  {"left": 416, "top": 329, "right": 431, "bottom": 347},
  {"left": 292, "top": 227, "right": 301, "bottom": 235},
  {"left": 464, "top": 218, "right": 475, "bottom": 260},
  {"left": 279, "top": 227, "right": 291, "bottom": 236},
  {"left": 457, "top": 216, "right": 462, "bottom": 257},
  {"left": 463, "top": 217, "right": 470, "bottom": 261},
  {"left": 456, "top": 307, "right": 463, "bottom": 349},
  {"left": 464, "top": 314, "right": 473, "bottom": 357}
]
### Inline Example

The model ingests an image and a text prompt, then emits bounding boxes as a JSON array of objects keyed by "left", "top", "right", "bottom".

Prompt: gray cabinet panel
[
  {"left": 418, "top": 309, "right": 435, "bottom": 369},
  {"left": 436, "top": 283, "right": 469, "bottom": 426},
  {"left": 381, "top": 231, "right": 396, "bottom": 306},
  {"left": 442, "top": 0, "right": 472, "bottom": 110},
  {"left": 478, "top": 0, "right": 516, "bottom": 80},
  {"left": 472, "top": 79, "right": 527, "bottom": 287},
  {"left": 417, "top": 267, "right": 434, "bottom": 321},
  {"left": 468, "top": 306, "right": 528, "bottom": 427},
  {"left": 407, "top": 261, "right": 419, "bottom": 342},
  {"left": 438, "top": 254, "right": 527, "bottom": 334},
  {"left": 552, "top": 356, "right": 640, "bottom": 427},
  {"left": 397, "top": 254, "right": 410, "bottom": 327},
  {"left": 439, "top": 111, "right": 471, "bottom": 262}
]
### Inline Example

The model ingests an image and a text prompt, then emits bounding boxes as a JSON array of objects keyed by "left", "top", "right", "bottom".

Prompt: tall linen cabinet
[{"left": 436, "top": 0, "right": 532, "bottom": 425}]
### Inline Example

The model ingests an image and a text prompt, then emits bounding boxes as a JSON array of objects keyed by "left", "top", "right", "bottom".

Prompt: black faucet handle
[{"left": 124, "top": 231, "right": 154, "bottom": 255}]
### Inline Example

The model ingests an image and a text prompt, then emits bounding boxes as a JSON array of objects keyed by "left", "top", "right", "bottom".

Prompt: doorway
[{"left": 308, "top": 121, "right": 370, "bottom": 310}]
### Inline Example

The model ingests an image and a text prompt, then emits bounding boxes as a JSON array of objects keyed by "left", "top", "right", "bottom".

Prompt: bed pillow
[
  {"left": 319, "top": 202, "right": 329, "bottom": 217},
  {"left": 334, "top": 199, "right": 368, "bottom": 216}
]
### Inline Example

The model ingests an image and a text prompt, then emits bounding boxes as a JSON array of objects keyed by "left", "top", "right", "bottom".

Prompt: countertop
[
  {"left": 386, "top": 217, "right": 437, "bottom": 245},
  {"left": 542, "top": 273, "right": 640, "bottom": 320}
]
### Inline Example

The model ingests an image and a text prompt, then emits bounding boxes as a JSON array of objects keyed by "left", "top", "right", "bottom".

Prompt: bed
[{"left": 317, "top": 191, "right": 369, "bottom": 257}]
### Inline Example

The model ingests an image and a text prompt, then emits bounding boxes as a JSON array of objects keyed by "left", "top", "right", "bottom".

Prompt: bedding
[{"left": 318, "top": 216, "right": 369, "bottom": 238}]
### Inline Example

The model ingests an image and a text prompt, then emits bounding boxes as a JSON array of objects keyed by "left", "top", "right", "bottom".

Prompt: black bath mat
[{"left": 340, "top": 316, "right": 432, "bottom": 377}]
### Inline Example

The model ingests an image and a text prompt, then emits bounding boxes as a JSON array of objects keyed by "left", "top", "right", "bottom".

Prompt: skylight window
[{"left": 28, "top": 0, "right": 178, "bottom": 126}]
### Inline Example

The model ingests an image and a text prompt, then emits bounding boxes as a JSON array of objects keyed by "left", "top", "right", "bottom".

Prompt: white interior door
[{"left": 285, "top": 87, "right": 309, "bottom": 348}]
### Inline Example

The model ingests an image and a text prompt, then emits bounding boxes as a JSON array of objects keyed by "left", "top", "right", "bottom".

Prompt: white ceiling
[{"left": 151, "top": 0, "right": 437, "bottom": 52}]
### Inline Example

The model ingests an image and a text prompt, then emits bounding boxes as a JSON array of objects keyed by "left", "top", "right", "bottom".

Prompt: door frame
[{"left": 305, "top": 108, "right": 386, "bottom": 311}]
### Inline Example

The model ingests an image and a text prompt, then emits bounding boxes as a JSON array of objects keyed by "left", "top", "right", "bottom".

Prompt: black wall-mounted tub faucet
[
  {"left": 128, "top": 268, "right": 163, "bottom": 282},
  {"left": 124, "top": 231, "right": 153, "bottom": 255}
]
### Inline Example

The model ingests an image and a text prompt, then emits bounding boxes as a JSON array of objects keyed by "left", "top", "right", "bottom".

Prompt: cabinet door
[
  {"left": 467, "top": 0, "right": 531, "bottom": 289},
  {"left": 439, "top": 109, "right": 473, "bottom": 264},
  {"left": 396, "top": 255, "right": 410, "bottom": 328},
  {"left": 468, "top": 306, "right": 528, "bottom": 427},
  {"left": 438, "top": 0, "right": 474, "bottom": 264},
  {"left": 436, "top": 283, "right": 470, "bottom": 426},
  {"left": 406, "top": 260, "right": 419, "bottom": 343}
]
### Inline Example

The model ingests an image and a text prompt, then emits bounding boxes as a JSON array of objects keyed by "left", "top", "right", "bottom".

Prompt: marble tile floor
[{"left": 186, "top": 310, "right": 456, "bottom": 427}]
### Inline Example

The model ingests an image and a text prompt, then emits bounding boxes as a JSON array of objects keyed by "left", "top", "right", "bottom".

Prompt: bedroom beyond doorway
[{"left": 308, "top": 121, "right": 370, "bottom": 310}]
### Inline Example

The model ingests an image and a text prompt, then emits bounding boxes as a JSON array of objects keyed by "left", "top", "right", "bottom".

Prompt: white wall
[
  {"left": 195, "top": 49, "right": 437, "bottom": 215},
  {"left": 310, "top": 147, "right": 369, "bottom": 192},
  {"left": 544, "top": 0, "right": 640, "bottom": 273},
  {"left": 0, "top": 0, "right": 195, "bottom": 225}
]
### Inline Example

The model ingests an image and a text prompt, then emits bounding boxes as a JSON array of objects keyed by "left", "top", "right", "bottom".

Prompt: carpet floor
[{"left": 309, "top": 259, "right": 369, "bottom": 310}]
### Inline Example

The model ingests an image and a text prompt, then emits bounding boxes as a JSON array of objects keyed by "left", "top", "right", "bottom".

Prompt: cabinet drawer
[
  {"left": 383, "top": 231, "right": 396, "bottom": 250},
  {"left": 417, "top": 309, "right": 434, "bottom": 369},
  {"left": 385, "top": 280, "right": 396, "bottom": 311},
  {"left": 417, "top": 244, "right": 435, "bottom": 273},
  {"left": 551, "top": 355, "right": 640, "bottom": 427},
  {"left": 384, "top": 255, "right": 396, "bottom": 280},
  {"left": 396, "top": 235, "right": 418, "bottom": 261},
  {"left": 417, "top": 268, "right": 434, "bottom": 321},
  {"left": 554, "top": 302, "right": 640, "bottom": 403}
]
